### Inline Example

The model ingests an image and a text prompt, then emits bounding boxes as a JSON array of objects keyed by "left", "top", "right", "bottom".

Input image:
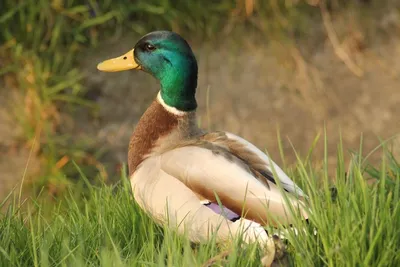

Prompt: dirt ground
[
  {"left": 79, "top": 17, "right": 400, "bottom": 178},
  {"left": 1, "top": 9, "right": 400, "bottom": 199}
]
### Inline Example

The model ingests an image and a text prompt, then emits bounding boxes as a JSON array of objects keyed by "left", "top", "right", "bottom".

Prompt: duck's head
[{"left": 97, "top": 31, "right": 198, "bottom": 111}]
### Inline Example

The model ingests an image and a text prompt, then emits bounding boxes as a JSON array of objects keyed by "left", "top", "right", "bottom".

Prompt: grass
[
  {"left": 1, "top": 139, "right": 399, "bottom": 267},
  {"left": 0, "top": 1, "right": 399, "bottom": 265}
]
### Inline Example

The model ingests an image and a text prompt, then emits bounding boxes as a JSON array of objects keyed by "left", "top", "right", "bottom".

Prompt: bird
[{"left": 97, "top": 30, "right": 309, "bottom": 266}]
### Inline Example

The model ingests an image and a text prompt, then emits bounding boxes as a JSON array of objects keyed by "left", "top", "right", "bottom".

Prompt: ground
[{"left": 79, "top": 13, "right": 400, "bottom": 178}]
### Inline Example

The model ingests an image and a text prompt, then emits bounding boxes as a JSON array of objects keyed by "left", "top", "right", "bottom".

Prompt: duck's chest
[
  {"left": 128, "top": 101, "right": 179, "bottom": 175},
  {"left": 128, "top": 100, "right": 199, "bottom": 175}
]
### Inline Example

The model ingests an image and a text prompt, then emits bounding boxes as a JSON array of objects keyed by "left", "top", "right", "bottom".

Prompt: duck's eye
[{"left": 144, "top": 43, "right": 156, "bottom": 52}]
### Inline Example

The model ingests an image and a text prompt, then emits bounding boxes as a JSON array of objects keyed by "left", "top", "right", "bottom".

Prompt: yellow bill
[{"left": 97, "top": 49, "right": 141, "bottom": 72}]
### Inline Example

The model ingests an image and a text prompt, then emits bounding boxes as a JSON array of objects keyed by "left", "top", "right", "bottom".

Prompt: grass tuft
[{"left": 1, "top": 143, "right": 399, "bottom": 266}]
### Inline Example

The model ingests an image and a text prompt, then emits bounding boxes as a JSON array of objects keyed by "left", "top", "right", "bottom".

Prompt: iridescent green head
[{"left": 97, "top": 31, "right": 198, "bottom": 111}]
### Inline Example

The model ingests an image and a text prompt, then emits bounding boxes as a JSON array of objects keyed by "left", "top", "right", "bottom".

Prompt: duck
[{"left": 97, "top": 30, "right": 309, "bottom": 266}]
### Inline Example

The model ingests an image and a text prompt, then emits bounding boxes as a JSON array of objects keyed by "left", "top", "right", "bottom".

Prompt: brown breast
[{"left": 128, "top": 100, "right": 179, "bottom": 175}]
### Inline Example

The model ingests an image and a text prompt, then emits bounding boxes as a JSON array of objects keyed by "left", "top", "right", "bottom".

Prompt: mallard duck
[{"left": 97, "top": 31, "right": 309, "bottom": 266}]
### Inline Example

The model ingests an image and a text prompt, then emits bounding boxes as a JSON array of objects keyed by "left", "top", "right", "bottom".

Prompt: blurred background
[{"left": 0, "top": 0, "right": 399, "bottom": 202}]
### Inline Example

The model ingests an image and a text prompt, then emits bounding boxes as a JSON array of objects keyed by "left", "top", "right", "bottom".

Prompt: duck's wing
[
  {"left": 222, "top": 132, "right": 306, "bottom": 197},
  {"left": 160, "top": 142, "right": 309, "bottom": 226},
  {"left": 131, "top": 156, "right": 275, "bottom": 259}
]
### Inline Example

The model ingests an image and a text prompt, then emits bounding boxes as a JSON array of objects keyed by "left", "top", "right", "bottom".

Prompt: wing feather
[
  {"left": 224, "top": 132, "right": 306, "bottom": 197},
  {"left": 160, "top": 146, "right": 308, "bottom": 226}
]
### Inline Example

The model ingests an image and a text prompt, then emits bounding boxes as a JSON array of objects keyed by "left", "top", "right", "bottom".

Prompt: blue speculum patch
[{"left": 204, "top": 202, "right": 240, "bottom": 222}]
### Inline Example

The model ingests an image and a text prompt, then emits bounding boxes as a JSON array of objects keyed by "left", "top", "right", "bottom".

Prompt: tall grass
[
  {"left": 1, "top": 139, "right": 399, "bottom": 267},
  {"left": 1, "top": 2, "right": 398, "bottom": 265}
]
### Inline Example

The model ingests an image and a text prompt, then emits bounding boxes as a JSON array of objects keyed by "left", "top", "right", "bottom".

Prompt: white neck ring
[{"left": 157, "top": 91, "right": 187, "bottom": 116}]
